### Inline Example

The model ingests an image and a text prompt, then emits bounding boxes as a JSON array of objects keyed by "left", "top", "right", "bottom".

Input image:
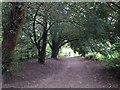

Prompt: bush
[
  {"left": 105, "top": 54, "right": 120, "bottom": 70},
  {"left": 102, "top": 41, "right": 120, "bottom": 70},
  {"left": 11, "top": 53, "right": 22, "bottom": 71},
  {"left": 86, "top": 52, "right": 105, "bottom": 61}
]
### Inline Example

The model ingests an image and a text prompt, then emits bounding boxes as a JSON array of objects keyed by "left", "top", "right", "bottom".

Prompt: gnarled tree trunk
[{"left": 51, "top": 47, "right": 59, "bottom": 59}]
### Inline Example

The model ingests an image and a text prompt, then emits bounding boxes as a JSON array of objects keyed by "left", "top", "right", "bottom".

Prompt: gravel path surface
[{"left": 3, "top": 56, "right": 119, "bottom": 88}]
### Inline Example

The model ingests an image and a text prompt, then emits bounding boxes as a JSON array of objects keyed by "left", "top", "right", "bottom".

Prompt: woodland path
[{"left": 3, "top": 56, "right": 119, "bottom": 88}]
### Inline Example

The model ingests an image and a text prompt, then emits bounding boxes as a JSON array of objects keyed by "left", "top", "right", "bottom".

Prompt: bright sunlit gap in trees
[{"left": 60, "top": 45, "right": 79, "bottom": 57}]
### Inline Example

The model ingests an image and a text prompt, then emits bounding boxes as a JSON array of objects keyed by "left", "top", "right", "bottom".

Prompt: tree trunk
[
  {"left": 51, "top": 40, "right": 59, "bottom": 59},
  {"left": 27, "top": 50, "right": 30, "bottom": 59},
  {"left": 50, "top": 38, "right": 80, "bottom": 59},
  {"left": 38, "top": 31, "right": 47, "bottom": 64},
  {"left": 51, "top": 47, "right": 59, "bottom": 59},
  {"left": 2, "top": 2, "right": 28, "bottom": 76}
]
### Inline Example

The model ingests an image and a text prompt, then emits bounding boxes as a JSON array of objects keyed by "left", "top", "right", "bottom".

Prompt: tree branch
[
  {"left": 33, "top": 5, "right": 40, "bottom": 48},
  {"left": 47, "top": 40, "right": 53, "bottom": 49},
  {"left": 46, "top": 21, "right": 56, "bottom": 31},
  {"left": 33, "top": 3, "right": 43, "bottom": 49},
  {"left": 46, "top": 20, "right": 77, "bottom": 32},
  {"left": 107, "top": 2, "right": 120, "bottom": 14},
  {"left": 58, "top": 38, "right": 66, "bottom": 45},
  {"left": 35, "top": 31, "right": 45, "bottom": 50},
  {"left": 111, "top": 2, "right": 120, "bottom": 10},
  {"left": 58, "top": 39, "right": 79, "bottom": 48},
  {"left": 37, "top": 38, "right": 42, "bottom": 50},
  {"left": 36, "top": 20, "right": 45, "bottom": 27}
]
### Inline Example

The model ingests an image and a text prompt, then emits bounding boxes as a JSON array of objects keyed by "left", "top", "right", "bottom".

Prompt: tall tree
[
  {"left": 32, "top": 2, "right": 66, "bottom": 63},
  {"left": 2, "top": 2, "right": 28, "bottom": 75}
]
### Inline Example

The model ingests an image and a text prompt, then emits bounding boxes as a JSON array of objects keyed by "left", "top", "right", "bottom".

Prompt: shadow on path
[{"left": 3, "top": 56, "right": 119, "bottom": 88}]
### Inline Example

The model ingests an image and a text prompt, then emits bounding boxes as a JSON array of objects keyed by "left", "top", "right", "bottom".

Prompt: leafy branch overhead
[{"left": 2, "top": 2, "right": 120, "bottom": 76}]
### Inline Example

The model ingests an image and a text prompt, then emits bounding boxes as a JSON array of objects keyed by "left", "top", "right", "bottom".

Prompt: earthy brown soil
[{"left": 2, "top": 56, "right": 119, "bottom": 88}]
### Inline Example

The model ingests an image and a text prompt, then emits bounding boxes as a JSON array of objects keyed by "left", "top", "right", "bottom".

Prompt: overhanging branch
[
  {"left": 107, "top": 2, "right": 120, "bottom": 14},
  {"left": 36, "top": 20, "right": 45, "bottom": 27},
  {"left": 58, "top": 39, "right": 79, "bottom": 48},
  {"left": 46, "top": 21, "right": 56, "bottom": 31},
  {"left": 111, "top": 2, "right": 120, "bottom": 10},
  {"left": 46, "top": 20, "right": 82, "bottom": 32}
]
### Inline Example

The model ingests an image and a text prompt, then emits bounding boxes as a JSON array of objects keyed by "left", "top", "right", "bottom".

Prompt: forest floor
[{"left": 3, "top": 56, "right": 119, "bottom": 88}]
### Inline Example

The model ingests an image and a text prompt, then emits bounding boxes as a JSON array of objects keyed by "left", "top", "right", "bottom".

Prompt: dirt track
[{"left": 3, "top": 56, "right": 119, "bottom": 88}]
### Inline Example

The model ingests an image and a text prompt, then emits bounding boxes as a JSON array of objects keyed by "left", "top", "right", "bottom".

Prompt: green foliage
[
  {"left": 2, "top": 2, "right": 120, "bottom": 70},
  {"left": 11, "top": 53, "right": 22, "bottom": 71},
  {"left": 104, "top": 40, "right": 120, "bottom": 69},
  {"left": 66, "top": 2, "right": 120, "bottom": 70},
  {"left": 105, "top": 55, "right": 120, "bottom": 69},
  {"left": 87, "top": 52, "right": 105, "bottom": 60}
]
